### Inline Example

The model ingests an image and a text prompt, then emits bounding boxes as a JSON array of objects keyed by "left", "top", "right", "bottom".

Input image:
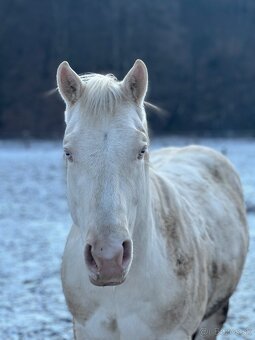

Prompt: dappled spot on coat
[
  {"left": 175, "top": 253, "right": 194, "bottom": 278},
  {"left": 211, "top": 262, "right": 219, "bottom": 279},
  {"left": 161, "top": 214, "right": 194, "bottom": 278},
  {"left": 102, "top": 317, "right": 118, "bottom": 333}
]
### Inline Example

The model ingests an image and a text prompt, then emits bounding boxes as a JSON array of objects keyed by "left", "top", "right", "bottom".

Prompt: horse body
[{"left": 57, "top": 60, "right": 248, "bottom": 339}]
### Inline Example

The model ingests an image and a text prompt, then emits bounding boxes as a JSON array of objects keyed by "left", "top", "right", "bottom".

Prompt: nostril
[
  {"left": 122, "top": 240, "right": 132, "bottom": 266},
  {"left": 85, "top": 244, "right": 98, "bottom": 271}
]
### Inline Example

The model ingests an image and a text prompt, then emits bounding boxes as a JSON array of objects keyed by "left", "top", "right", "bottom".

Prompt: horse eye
[
  {"left": 64, "top": 150, "right": 73, "bottom": 162},
  {"left": 137, "top": 146, "right": 147, "bottom": 160}
]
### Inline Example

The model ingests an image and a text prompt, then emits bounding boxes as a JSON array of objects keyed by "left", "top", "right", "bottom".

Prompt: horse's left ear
[{"left": 122, "top": 59, "right": 148, "bottom": 105}]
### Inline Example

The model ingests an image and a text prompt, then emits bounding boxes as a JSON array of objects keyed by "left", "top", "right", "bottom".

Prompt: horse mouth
[{"left": 89, "top": 276, "right": 126, "bottom": 287}]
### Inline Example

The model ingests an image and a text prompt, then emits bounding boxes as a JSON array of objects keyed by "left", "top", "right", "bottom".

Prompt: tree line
[{"left": 0, "top": 0, "right": 255, "bottom": 138}]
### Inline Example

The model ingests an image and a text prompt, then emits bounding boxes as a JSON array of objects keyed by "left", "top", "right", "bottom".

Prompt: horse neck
[{"left": 131, "top": 167, "right": 165, "bottom": 272}]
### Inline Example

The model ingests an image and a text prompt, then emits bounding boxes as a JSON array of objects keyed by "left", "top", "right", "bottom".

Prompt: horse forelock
[{"left": 78, "top": 73, "right": 125, "bottom": 118}]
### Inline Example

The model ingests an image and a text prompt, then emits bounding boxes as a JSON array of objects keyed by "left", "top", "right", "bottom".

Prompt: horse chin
[{"left": 89, "top": 276, "right": 126, "bottom": 287}]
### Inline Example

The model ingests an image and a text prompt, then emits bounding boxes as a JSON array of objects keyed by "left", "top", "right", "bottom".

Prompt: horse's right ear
[{"left": 57, "top": 61, "right": 83, "bottom": 105}]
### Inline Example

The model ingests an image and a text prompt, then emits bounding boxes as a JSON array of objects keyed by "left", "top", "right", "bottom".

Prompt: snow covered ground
[{"left": 0, "top": 137, "right": 254, "bottom": 340}]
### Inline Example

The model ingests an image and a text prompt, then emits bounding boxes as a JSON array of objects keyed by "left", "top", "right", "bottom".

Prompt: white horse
[{"left": 57, "top": 60, "right": 249, "bottom": 340}]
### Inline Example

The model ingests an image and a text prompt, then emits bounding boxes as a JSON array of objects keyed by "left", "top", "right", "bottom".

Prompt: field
[{"left": 0, "top": 137, "right": 254, "bottom": 339}]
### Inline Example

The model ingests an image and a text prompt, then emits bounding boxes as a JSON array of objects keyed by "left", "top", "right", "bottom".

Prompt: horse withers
[{"left": 57, "top": 60, "right": 249, "bottom": 339}]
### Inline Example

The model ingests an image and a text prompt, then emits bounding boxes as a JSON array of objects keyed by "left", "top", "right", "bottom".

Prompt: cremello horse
[{"left": 57, "top": 60, "right": 249, "bottom": 340}]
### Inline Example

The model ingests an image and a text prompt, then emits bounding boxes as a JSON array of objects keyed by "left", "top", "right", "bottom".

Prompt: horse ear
[
  {"left": 122, "top": 59, "right": 148, "bottom": 105},
  {"left": 57, "top": 61, "right": 83, "bottom": 105}
]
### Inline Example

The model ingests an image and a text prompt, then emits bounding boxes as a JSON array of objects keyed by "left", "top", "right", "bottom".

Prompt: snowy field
[{"left": 0, "top": 137, "right": 254, "bottom": 340}]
